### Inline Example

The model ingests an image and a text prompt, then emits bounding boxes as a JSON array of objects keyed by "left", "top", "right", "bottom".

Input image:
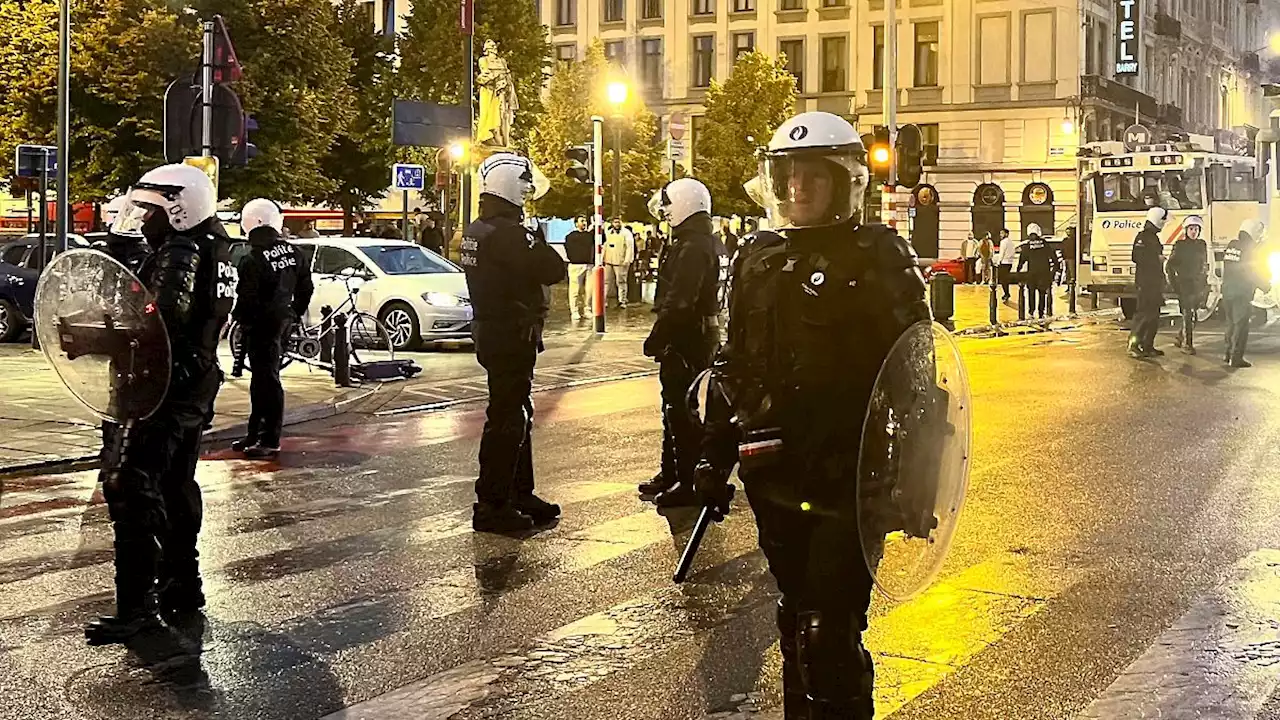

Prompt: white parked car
[{"left": 292, "top": 237, "right": 472, "bottom": 351}]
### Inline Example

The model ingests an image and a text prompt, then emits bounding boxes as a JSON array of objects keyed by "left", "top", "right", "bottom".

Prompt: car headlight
[{"left": 423, "top": 291, "right": 464, "bottom": 307}]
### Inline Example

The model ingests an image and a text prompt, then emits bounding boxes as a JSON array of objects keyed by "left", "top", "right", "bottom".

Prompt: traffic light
[
  {"left": 182, "top": 155, "right": 221, "bottom": 196},
  {"left": 565, "top": 145, "right": 593, "bottom": 184},
  {"left": 896, "top": 123, "right": 924, "bottom": 189},
  {"left": 866, "top": 126, "right": 891, "bottom": 184}
]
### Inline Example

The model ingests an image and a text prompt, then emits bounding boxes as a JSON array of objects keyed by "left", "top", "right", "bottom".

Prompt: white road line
[{"left": 1077, "top": 549, "right": 1280, "bottom": 720}]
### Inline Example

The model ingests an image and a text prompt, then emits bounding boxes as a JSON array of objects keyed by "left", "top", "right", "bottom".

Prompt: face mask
[{"left": 142, "top": 209, "right": 173, "bottom": 247}]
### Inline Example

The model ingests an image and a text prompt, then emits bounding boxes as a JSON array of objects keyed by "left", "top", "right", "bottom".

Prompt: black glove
[
  {"left": 643, "top": 332, "right": 665, "bottom": 360},
  {"left": 693, "top": 461, "right": 734, "bottom": 520}
]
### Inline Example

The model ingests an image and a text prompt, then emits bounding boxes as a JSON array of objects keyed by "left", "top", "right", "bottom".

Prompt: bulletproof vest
[
  {"left": 461, "top": 214, "right": 546, "bottom": 323},
  {"left": 1026, "top": 237, "right": 1052, "bottom": 275},
  {"left": 141, "top": 223, "right": 235, "bottom": 365},
  {"left": 253, "top": 232, "right": 303, "bottom": 318},
  {"left": 725, "top": 226, "right": 906, "bottom": 472},
  {"left": 655, "top": 225, "right": 722, "bottom": 319}
]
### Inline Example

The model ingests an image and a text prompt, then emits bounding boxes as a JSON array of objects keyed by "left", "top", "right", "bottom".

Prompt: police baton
[{"left": 672, "top": 484, "right": 734, "bottom": 584}]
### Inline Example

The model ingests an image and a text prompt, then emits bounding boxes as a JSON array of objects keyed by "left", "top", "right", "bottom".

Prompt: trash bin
[{"left": 929, "top": 272, "right": 956, "bottom": 324}]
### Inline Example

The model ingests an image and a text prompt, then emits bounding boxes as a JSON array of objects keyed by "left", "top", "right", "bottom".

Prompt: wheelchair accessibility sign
[{"left": 392, "top": 163, "right": 426, "bottom": 191}]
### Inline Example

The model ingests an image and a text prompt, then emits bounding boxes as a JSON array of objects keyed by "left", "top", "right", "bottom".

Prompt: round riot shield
[
  {"left": 857, "top": 321, "right": 971, "bottom": 601},
  {"left": 33, "top": 249, "right": 170, "bottom": 423}
]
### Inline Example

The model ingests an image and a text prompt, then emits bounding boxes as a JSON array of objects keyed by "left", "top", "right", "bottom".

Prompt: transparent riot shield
[
  {"left": 33, "top": 249, "right": 170, "bottom": 423},
  {"left": 857, "top": 321, "right": 972, "bottom": 601}
]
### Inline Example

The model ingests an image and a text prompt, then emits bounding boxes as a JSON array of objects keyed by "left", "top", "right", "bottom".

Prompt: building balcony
[
  {"left": 1155, "top": 11, "right": 1181, "bottom": 39},
  {"left": 1081, "top": 75, "right": 1159, "bottom": 120},
  {"left": 1157, "top": 102, "right": 1183, "bottom": 127}
]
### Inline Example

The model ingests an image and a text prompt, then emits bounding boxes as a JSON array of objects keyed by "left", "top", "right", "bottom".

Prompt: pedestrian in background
[
  {"left": 997, "top": 228, "right": 1016, "bottom": 301},
  {"left": 1166, "top": 214, "right": 1208, "bottom": 355},
  {"left": 564, "top": 216, "right": 595, "bottom": 321},
  {"left": 418, "top": 214, "right": 445, "bottom": 255},
  {"left": 978, "top": 232, "right": 994, "bottom": 284},
  {"left": 1128, "top": 207, "right": 1168, "bottom": 359},
  {"left": 603, "top": 217, "right": 635, "bottom": 309},
  {"left": 297, "top": 220, "right": 320, "bottom": 239},
  {"left": 1221, "top": 219, "right": 1269, "bottom": 368},
  {"left": 719, "top": 218, "right": 739, "bottom": 255},
  {"left": 961, "top": 232, "right": 978, "bottom": 283}
]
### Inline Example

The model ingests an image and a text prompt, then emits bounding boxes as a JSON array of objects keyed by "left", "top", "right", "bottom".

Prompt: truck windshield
[
  {"left": 1208, "top": 164, "right": 1259, "bottom": 202},
  {"left": 1094, "top": 168, "right": 1204, "bottom": 212}
]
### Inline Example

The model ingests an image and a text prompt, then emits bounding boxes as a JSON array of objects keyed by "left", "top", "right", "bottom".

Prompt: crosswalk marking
[{"left": 1078, "top": 549, "right": 1280, "bottom": 720}]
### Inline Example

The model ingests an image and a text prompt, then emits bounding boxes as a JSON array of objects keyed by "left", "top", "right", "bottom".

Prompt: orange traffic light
[{"left": 871, "top": 145, "right": 891, "bottom": 165}]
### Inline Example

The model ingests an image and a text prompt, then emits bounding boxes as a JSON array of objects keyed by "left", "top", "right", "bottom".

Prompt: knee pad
[{"left": 797, "top": 610, "right": 875, "bottom": 708}]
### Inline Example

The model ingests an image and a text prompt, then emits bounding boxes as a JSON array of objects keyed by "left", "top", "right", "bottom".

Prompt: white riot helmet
[
  {"left": 1184, "top": 215, "right": 1203, "bottom": 239},
  {"left": 1240, "top": 218, "right": 1265, "bottom": 243},
  {"left": 757, "top": 111, "right": 870, "bottom": 229},
  {"left": 648, "top": 178, "right": 712, "bottom": 227},
  {"left": 124, "top": 163, "right": 217, "bottom": 232},
  {"left": 1145, "top": 206, "right": 1170, "bottom": 231},
  {"left": 1026, "top": 223, "right": 1042, "bottom": 238},
  {"left": 479, "top": 152, "right": 550, "bottom": 207},
  {"left": 241, "top": 198, "right": 284, "bottom": 234},
  {"left": 104, "top": 195, "right": 143, "bottom": 238}
]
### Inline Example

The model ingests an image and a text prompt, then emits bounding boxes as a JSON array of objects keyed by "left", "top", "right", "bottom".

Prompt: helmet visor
[
  {"left": 528, "top": 163, "right": 550, "bottom": 202},
  {"left": 111, "top": 188, "right": 156, "bottom": 236},
  {"left": 758, "top": 147, "right": 868, "bottom": 229}
]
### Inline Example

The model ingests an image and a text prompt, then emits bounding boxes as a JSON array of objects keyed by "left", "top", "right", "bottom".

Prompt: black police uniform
[
  {"left": 1017, "top": 235, "right": 1055, "bottom": 318},
  {"left": 1128, "top": 222, "right": 1165, "bottom": 356},
  {"left": 698, "top": 221, "right": 931, "bottom": 718},
  {"left": 88, "top": 215, "right": 235, "bottom": 643},
  {"left": 92, "top": 232, "right": 153, "bottom": 479},
  {"left": 1166, "top": 232, "right": 1208, "bottom": 352},
  {"left": 640, "top": 211, "right": 722, "bottom": 501},
  {"left": 461, "top": 194, "right": 567, "bottom": 528},
  {"left": 1221, "top": 233, "right": 1267, "bottom": 366},
  {"left": 233, "top": 226, "right": 314, "bottom": 450}
]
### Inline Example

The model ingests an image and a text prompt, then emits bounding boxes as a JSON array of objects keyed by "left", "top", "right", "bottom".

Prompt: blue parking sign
[
  {"left": 14, "top": 145, "right": 57, "bottom": 178},
  {"left": 392, "top": 163, "right": 426, "bottom": 191}
]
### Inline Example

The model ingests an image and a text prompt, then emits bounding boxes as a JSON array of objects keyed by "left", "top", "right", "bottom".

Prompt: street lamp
[
  {"left": 449, "top": 141, "right": 468, "bottom": 161},
  {"left": 1269, "top": 32, "right": 1280, "bottom": 55},
  {"left": 606, "top": 81, "right": 629, "bottom": 218}
]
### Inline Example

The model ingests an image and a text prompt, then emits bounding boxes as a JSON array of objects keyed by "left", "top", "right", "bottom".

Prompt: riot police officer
[
  {"left": 1016, "top": 224, "right": 1055, "bottom": 319},
  {"left": 231, "top": 199, "right": 314, "bottom": 459},
  {"left": 461, "top": 152, "right": 567, "bottom": 533},
  {"left": 635, "top": 179, "right": 723, "bottom": 505},
  {"left": 1221, "top": 219, "right": 1269, "bottom": 368},
  {"left": 1128, "top": 207, "right": 1168, "bottom": 359},
  {"left": 694, "top": 112, "right": 932, "bottom": 718},
  {"left": 1167, "top": 214, "right": 1208, "bottom": 355},
  {"left": 86, "top": 163, "right": 235, "bottom": 644}
]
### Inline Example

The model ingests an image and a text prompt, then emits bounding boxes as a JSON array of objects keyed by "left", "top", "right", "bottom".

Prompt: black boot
[
  {"left": 243, "top": 444, "right": 280, "bottom": 460},
  {"left": 86, "top": 539, "right": 163, "bottom": 645},
  {"left": 638, "top": 472, "right": 676, "bottom": 496},
  {"left": 654, "top": 483, "right": 699, "bottom": 508},
  {"left": 230, "top": 437, "right": 257, "bottom": 453},
  {"left": 513, "top": 494, "right": 561, "bottom": 525},
  {"left": 472, "top": 502, "right": 535, "bottom": 534},
  {"left": 159, "top": 576, "right": 206, "bottom": 616},
  {"left": 777, "top": 601, "right": 809, "bottom": 719},
  {"left": 797, "top": 611, "right": 875, "bottom": 720}
]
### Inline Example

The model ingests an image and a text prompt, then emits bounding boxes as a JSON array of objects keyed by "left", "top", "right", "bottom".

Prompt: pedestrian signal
[{"left": 565, "top": 146, "right": 593, "bottom": 184}]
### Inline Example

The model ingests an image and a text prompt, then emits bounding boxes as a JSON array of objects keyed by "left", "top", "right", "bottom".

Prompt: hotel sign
[{"left": 1115, "top": 0, "right": 1140, "bottom": 76}]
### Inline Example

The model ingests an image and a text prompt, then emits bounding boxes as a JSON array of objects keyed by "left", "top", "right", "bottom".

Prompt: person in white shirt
[
  {"left": 961, "top": 233, "right": 978, "bottom": 283},
  {"left": 603, "top": 217, "right": 636, "bottom": 308},
  {"left": 996, "top": 228, "right": 1017, "bottom": 301}
]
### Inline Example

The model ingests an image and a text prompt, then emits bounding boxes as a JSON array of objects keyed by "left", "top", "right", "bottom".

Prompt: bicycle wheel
[
  {"left": 347, "top": 312, "right": 395, "bottom": 365},
  {"left": 227, "top": 321, "right": 297, "bottom": 371}
]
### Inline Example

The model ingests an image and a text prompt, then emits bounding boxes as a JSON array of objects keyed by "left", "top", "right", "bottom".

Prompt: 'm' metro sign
[{"left": 1115, "top": 0, "right": 1140, "bottom": 76}]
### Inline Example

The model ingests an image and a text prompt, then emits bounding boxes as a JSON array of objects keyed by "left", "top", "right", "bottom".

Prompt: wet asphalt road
[{"left": 6, "top": 321, "right": 1280, "bottom": 719}]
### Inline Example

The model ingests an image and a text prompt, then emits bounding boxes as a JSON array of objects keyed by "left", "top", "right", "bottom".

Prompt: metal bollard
[
  {"left": 333, "top": 311, "right": 352, "bottom": 387},
  {"left": 1017, "top": 281, "right": 1027, "bottom": 321},
  {"left": 988, "top": 278, "right": 999, "bottom": 326},
  {"left": 319, "top": 305, "right": 333, "bottom": 364}
]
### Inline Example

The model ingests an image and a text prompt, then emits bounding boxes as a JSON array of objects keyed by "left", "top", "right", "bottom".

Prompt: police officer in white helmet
[
  {"left": 1166, "top": 214, "right": 1208, "bottom": 354},
  {"left": 86, "top": 163, "right": 235, "bottom": 644},
  {"left": 230, "top": 199, "right": 314, "bottom": 458},
  {"left": 460, "top": 152, "right": 567, "bottom": 533},
  {"left": 1221, "top": 218, "right": 1269, "bottom": 367},
  {"left": 1128, "top": 206, "right": 1168, "bottom": 359},
  {"left": 635, "top": 178, "right": 725, "bottom": 505},
  {"left": 692, "top": 111, "right": 932, "bottom": 718}
]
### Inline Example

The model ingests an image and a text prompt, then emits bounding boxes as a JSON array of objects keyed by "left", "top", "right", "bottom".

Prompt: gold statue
[{"left": 476, "top": 40, "right": 519, "bottom": 148}]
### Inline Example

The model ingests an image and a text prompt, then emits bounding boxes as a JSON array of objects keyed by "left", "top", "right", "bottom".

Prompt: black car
[{"left": 0, "top": 234, "right": 88, "bottom": 342}]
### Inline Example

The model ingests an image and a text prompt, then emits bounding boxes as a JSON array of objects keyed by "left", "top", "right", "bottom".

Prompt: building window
[
  {"left": 556, "top": 0, "right": 576, "bottom": 26},
  {"left": 780, "top": 38, "right": 805, "bottom": 92},
  {"left": 692, "top": 35, "right": 715, "bottom": 88},
  {"left": 822, "top": 0, "right": 846, "bottom": 6},
  {"left": 920, "top": 122, "right": 939, "bottom": 163},
  {"left": 977, "top": 14, "right": 1010, "bottom": 85},
  {"left": 555, "top": 44, "right": 578, "bottom": 64},
  {"left": 692, "top": 115, "right": 707, "bottom": 167},
  {"left": 734, "top": 0, "right": 755, "bottom": 10},
  {"left": 604, "top": 0, "right": 624, "bottom": 22},
  {"left": 872, "top": 25, "right": 884, "bottom": 90},
  {"left": 780, "top": 0, "right": 803, "bottom": 10},
  {"left": 605, "top": 40, "right": 627, "bottom": 69},
  {"left": 734, "top": 32, "right": 755, "bottom": 59},
  {"left": 694, "top": 0, "right": 715, "bottom": 15},
  {"left": 914, "top": 21, "right": 939, "bottom": 87},
  {"left": 641, "top": 38, "right": 663, "bottom": 93},
  {"left": 641, "top": 0, "right": 661, "bottom": 19},
  {"left": 1021, "top": 11, "right": 1054, "bottom": 83},
  {"left": 821, "top": 36, "right": 847, "bottom": 92},
  {"left": 358, "top": 0, "right": 375, "bottom": 29}
]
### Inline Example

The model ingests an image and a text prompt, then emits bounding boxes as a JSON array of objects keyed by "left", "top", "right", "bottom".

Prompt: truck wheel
[{"left": 1119, "top": 297, "right": 1136, "bottom": 321}]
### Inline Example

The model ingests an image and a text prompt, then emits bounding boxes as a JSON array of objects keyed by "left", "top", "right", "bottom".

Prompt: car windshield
[{"left": 359, "top": 245, "right": 459, "bottom": 275}]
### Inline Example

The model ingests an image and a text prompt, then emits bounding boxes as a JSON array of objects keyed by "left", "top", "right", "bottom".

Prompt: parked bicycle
[{"left": 225, "top": 268, "right": 394, "bottom": 373}]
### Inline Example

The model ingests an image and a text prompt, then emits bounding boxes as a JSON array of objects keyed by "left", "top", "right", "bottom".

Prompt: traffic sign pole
[
  {"left": 592, "top": 115, "right": 606, "bottom": 334},
  {"left": 201, "top": 20, "right": 214, "bottom": 157},
  {"left": 402, "top": 190, "right": 410, "bottom": 243}
]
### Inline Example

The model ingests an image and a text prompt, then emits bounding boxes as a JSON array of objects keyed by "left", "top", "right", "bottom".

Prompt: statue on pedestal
[{"left": 476, "top": 40, "right": 519, "bottom": 148}]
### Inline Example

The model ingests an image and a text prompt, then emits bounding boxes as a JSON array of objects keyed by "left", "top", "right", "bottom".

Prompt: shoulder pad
[
  {"left": 858, "top": 224, "right": 918, "bottom": 269},
  {"left": 741, "top": 230, "right": 785, "bottom": 249},
  {"left": 161, "top": 235, "right": 201, "bottom": 254}
]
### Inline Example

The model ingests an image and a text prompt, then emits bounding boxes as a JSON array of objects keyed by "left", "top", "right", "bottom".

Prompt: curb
[{"left": 1, "top": 386, "right": 379, "bottom": 477}]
